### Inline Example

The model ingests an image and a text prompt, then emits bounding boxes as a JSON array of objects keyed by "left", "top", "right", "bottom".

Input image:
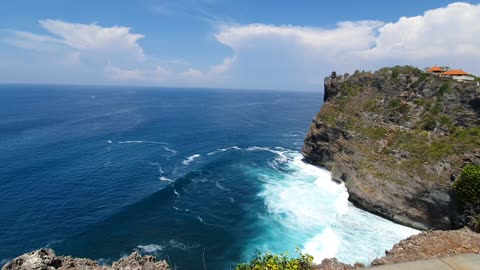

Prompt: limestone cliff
[{"left": 302, "top": 66, "right": 480, "bottom": 230}]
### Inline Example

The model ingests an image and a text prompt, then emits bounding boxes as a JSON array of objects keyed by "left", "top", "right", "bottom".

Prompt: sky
[{"left": 0, "top": 0, "right": 479, "bottom": 91}]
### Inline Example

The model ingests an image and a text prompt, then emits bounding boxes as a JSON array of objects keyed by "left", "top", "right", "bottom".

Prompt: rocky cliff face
[
  {"left": 2, "top": 249, "right": 169, "bottom": 270},
  {"left": 303, "top": 66, "right": 480, "bottom": 230}
]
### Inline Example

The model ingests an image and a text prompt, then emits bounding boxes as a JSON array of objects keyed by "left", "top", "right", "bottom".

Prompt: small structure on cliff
[
  {"left": 441, "top": 69, "right": 475, "bottom": 82},
  {"left": 425, "top": 66, "right": 445, "bottom": 74}
]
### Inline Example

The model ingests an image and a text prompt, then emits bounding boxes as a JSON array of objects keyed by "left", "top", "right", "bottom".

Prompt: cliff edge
[{"left": 302, "top": 66, "right": 480, "bottom": 230}]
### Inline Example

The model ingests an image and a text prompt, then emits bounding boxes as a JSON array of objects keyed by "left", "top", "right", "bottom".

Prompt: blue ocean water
[{"left": 0, "top": 85, "right": 418, "bottom": 269}]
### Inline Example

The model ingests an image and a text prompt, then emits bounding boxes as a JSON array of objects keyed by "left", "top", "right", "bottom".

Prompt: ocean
[{"left": 0, "top": 84, "right": 418, "bottom": 269}]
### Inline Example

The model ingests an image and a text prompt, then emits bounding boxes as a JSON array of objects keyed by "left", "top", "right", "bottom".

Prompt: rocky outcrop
[
  {"left": 303, "top": 67, "right": 480, "bottom": 230},
  {"left": 371, "top": 228, "right": 480, "bottom": 266},
  {"left": 1, "top": 249, "right": 169, "bottom": 270}
]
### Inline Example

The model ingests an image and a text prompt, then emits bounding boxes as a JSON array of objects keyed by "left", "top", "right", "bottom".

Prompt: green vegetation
[
  {"left": 435, "top": 83, "right": 450, "bottom": 97},
  {"left": 235, "top": 251, "right": 314, "bottom": 270},
  {"left": 389, "top": 98, "right": 401, "bottom": 108},
  {"left": 389, "top": 65, "right": 423, "bottom": 79},
  {"left": 453, "top": 165, "right": 480, "bottom": 210}
]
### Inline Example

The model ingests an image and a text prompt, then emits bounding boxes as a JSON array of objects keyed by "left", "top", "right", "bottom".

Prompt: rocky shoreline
[
  {"left": 2, "top": 249, "right": 169, "bottom": 270},
  {"left": 3, "top": 228, "right": 480, "bottom": 270}
]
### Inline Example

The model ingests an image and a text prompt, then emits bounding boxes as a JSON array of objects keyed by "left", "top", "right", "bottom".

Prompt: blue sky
[{"left": 0, "top": 1, "right": 479, "bottom": 90}]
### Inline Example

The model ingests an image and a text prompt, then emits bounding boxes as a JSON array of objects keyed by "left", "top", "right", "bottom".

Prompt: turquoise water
[{"left": 0, "top": 85, "right": 417, "bottom": 269}]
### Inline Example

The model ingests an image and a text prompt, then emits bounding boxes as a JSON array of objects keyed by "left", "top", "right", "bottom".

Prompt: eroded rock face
[
  {"left": 1, "top": 249, "right": 169, "bottom": 270},
  {"left": 303, "top": 67, "right": 480, "bottom": 230},
  {"left": 371, "top": 228, "right": 480, "bottom": 266}
]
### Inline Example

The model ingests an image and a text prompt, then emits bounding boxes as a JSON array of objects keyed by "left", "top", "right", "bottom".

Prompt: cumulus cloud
[
  {"left": 2, "top": 2, "right": 479, "bottom": 89},
  {"left": 211, "top": 2, "right": 480, "bottom": 89},
  {"left": 6, "top": 19, "right": 145, "bottom": 59}
]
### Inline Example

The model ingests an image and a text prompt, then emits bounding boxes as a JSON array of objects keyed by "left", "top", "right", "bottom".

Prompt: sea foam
[
  {"left": 137, "top": 244, "right": 164, "bottom": 254},
  {"left": 182, "top": 154, "right": 201, "bottom": 165},
  {"left": 243, "top": 149, "right": 418, "bottom": 265}
]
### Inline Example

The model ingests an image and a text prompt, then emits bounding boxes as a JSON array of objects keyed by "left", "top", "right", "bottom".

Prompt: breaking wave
[
  {"left": 241, "top": 148, "right": 419, "bottom": 265},
  {"left": 182, "top": 154, "right": 201, "bottom": 166},
  {"left": 137, "top": 244, "right": 164, "bottom": 254}
]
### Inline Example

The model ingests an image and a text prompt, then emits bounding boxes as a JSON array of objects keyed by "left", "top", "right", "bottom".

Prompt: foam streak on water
[{"left": 244, "top": 148, "right": 418, "bottom": 265}]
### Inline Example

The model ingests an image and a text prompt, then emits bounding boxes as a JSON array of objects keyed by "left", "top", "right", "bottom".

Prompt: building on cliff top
[
  {"left": 425, "top": 66, "right": 445, "bottom": 74},
  {"left": 440, "top": 69, "right": 474, "bottom": 82},
  {"left": 426, "top": 66, "right": 475, "bottom": 83}
]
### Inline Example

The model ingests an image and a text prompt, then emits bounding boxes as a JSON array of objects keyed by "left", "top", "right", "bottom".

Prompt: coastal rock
[
  {"left": 1, "top": 249, "right": 169, "bottom": 270},
  {"left": 314, "top": 258, "right": 357, "bottom": 270},
  {"left": 371, "top": 228, "right": 480, "bottom": 265},
  {"left": 303, "top": 66, "right": 480, "bottom": 230}
]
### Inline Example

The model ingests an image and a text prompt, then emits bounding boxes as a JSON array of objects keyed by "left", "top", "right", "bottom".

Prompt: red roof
[
  {"left": 426, "top": 66, "right": 444, "bottom": 72},
  {"left": 441, "top": 69, "right": 470, "bottom": 76}
]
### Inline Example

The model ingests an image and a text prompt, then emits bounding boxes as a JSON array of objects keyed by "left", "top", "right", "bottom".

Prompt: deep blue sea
[{"left": 0, "top": 85, "right": 418, "bottom": 269}]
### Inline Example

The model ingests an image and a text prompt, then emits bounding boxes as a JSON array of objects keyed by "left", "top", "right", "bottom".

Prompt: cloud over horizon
[{"left": 2, "top": 2, "right": 480, "bottom": 90}]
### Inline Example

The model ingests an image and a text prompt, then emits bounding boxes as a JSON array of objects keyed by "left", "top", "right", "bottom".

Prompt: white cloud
[
  {"left": 2, "top": 2, "right": 480, "bottom": 89},
  {"left": 210, "top": 2, "right": 480, "bottom": 89},
  {"left": 39, "top": 20, "right": 144, "bottom": 57},
  {"left": 6, "top": 20, "right": 145, "bottom": 59},
  {"left": 364, "top": 2, "right": 480, "bottom": 61}
]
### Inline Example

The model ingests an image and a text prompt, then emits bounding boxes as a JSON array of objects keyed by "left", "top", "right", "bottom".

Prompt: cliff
[{"left": 303, "top": 66, "right": 480, "bottom": 230}]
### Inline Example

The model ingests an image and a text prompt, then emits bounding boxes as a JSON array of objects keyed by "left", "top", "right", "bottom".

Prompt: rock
[
  {"left": 1, "top": 249, "right": 169, "bottom": 270},
  {"left": 314, "top": 258, "right": 358, "bottom": 270},
  {"left": 371, "top": 228, "right": 480, "bottom": 266},
  {"left": 303, "top": 66, "right": 480, "bottom": 230}
]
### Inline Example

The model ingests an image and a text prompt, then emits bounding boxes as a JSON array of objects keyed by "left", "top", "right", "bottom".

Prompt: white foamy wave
[
  {"left": 196, "top": 216, "right": 206, "bottom": 224},
  {"left": 106, "top": 140, "right": 113, "bottom": 144},
  {"left": 159, "top": 176, "right": 174, "bottom": 182},
  {"left": 173, "top": 206, "right": 191, "bottom": 212},
  {"left": 137, "top": 244, "right": 164, "bottom": 253},
  {"left": 245, "top": 146, "right": 289, "bottom": 162},
  {"left": 164, "top": 147, "right": 177, "bottom": 156},
  {"left": 243, "top": 150, "right": 418, "bottom": 265},
  {"left": 149, "top": 162, "right": 165, "bottom": 174},
  {"left": 303, "top": 227, "right": 340, "bottom": 263},
  {"left": 207, "top": 146, "right": 242, "bottom": 156},
  {"left": 173, "top": 188, "right": 180, "bottom": 198},
  {"left": 169, "top": 240, "right": 199, "bottom": 250},
  {"left": 0, "top": 258, "right": 10, "bottom": 266},
  {"left": 215, "top": 181, "right": 230, "bottom": 191},
  {"left": 182, "top": 154, "right": 201, "bottom": 165},
  {"left": 118, "top": 140, "right": 166, "bottom": 145}
]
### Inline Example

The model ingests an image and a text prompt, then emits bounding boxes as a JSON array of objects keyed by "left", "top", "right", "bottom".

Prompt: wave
[
  {"left": 137, "top": 244, "right": 164, "bottom": 254},
  {"left": 207, "top": 146, "right": 241, "bottom": 156},
  {"left": 182, "top": 154, "right": 201, "bottom": 166},
  {"left": 159, "top": 176, "right": 174, "bottom": 182},
  {"left": 168, "top": 240, "right": 199, "bottom": 251},
  {"left": 164, "top": 147, "right": 177, "bottom": 156},
  {"left": 117, "top": 140, "right": 167, "bottom": 145},
  {"left": 173, "top": 206, "right": 191, "bottom": 212},
  {"left": 215, "top": 181, "right": 230, "bottom": 191},
  {"left": 173, "top": 188, "right": 180, "bottom": 198},
  {"left": 242, "top": 149, "right": 418, "bottom": 265},
  {"left": 149, "top": 162, "right": 165, "bottom": 174},
  {"left": 196, "top": 216, "right": 206, "bottom": 224}
]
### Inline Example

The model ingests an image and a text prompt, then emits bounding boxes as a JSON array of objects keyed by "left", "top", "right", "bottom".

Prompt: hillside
[{"left": 302, "top": 66, "right": 480, "bottom": 230}]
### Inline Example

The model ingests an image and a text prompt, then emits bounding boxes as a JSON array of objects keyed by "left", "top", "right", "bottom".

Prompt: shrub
[
  {"left": 435, "top": 83, "right": 450, "bottom": 97},
  {"left": 389, "top": 99, "right": 401, "bottom": 108},
  {"left": 235, "top": 250, "right": 314, "bottom": 270},
  {"left": 422, "top": 118, "right": 437, "bottom": 131},
  {"left": 454, "top": 165, "right": 480, "bottom": 210}
]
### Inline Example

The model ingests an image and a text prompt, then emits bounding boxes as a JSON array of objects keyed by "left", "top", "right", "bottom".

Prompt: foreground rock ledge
[
  {"left": 2, "top": 249, "right": 169, "bottom": 270},
  {"left": 4, "top": 229, "right": 480, "bottom": 270}
]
